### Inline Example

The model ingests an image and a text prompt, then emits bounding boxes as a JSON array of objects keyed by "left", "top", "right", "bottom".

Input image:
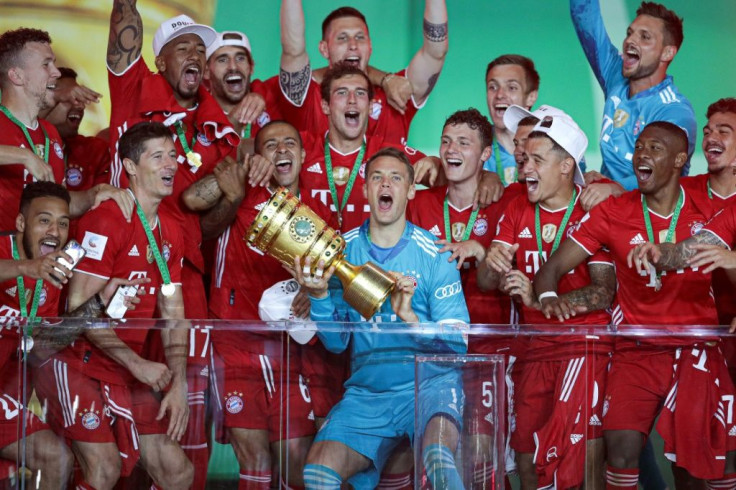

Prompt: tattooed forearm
[
  {"left": 33, "top": 295, "right": 106, "bottom": 357},
  {"left": 561, "top": 263, "right": 615, "bottom": 312},
  {"left": 193, "top": 175, "right": 223, "bottom": 208},
  {"left": 280, "top": 64, "right": 311, "bottom": 105},
  {"left": 657, "top": 232, "right": 725, "bottom": 270},
  {"left": 200, "top": 196, "right": 240, "bottom": 240},
  {"left": 423, "top": 20, "right": 448, "bottom": 42},
  {"left": 107, "top": 0, "right": 143, "bottom": 73},
  {"left": 421, "top": 72, "right": 440, "bottom": 100}
]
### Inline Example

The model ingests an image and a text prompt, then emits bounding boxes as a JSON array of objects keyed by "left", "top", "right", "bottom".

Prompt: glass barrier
[{"left": 2, "top": 319, "right": 736, "bottom": 489}]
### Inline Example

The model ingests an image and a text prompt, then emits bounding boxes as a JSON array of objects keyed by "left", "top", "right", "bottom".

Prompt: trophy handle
[{"left": 334, "top": 261, "right": 396, "bottom": 320}]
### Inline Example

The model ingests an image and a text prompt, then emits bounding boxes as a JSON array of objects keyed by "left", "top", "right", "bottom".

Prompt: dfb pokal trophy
[{"left": 246, "top": 188, "right": 396, "bottom": 319}]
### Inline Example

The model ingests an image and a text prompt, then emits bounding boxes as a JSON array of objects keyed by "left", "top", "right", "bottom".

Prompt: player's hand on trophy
[
  {"left": 627, "top": 241, "right": 661, "bottom": 275},
  {"left": 289, "top": 256, "right": 335, "bottom": 300},
  {"left": 436, "top": 239, "right": 485, "bottom": 270},
  {"left": 484, "top": 243, "right": 518, "bottom": 274},
  {"left": 502, "top": 270, "right": 539, "bottom": 309},
  {"left": 389, "top": 272, "right": 419, "bottom": 324}
]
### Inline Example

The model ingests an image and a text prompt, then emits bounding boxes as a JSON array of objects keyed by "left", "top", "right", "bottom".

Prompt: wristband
[{"left": 538, "top": 291, "right": 558, "bottom": 301}]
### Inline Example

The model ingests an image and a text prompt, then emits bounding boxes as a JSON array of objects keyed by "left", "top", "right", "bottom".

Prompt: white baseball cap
[
  {"left": 206, "top": 31, "right": 252, "bottom": 60},
  {"left": 258, "top": 279, "right": 316, "bottom": 345},
  {"left": 531, "top": 114, "right": 588, "bottom": 186},
  {"left": 152, "top": 14, "right": 217, "bottom": 56},
  {"left": 503, "top": 104, "right": 570, "bottom": 134}
]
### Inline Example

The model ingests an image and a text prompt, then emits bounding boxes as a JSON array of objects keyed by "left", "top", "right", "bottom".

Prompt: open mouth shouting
[
  {"left": 526, "top": 176, "right": 540, "bottom": 195},
  {"left": 67, "top": 109, "right": 83, "bottom": 126},
  {"left": 40, "top": 237, "right": 60, "bottom": 256},
  {"left": 182, "top": 63, "right": 202, "bottom": 89},
  {"left": 275, "top": 156, "right": 293, "bottom": 175},
  {"left": 635, "top": 163, "right": 654, "bottom": 183},
  {"left": 377, "top": 192, "right": 394, "bottom": 212},
  {"left": 224, "top": 71, "right": 246, "bottom": 93},
  {"left": 161, "top": 173, "right": 175, "bottom": 187},
  {"left": 493, "top": 103, "right": 509, "bottom": 121},
  {"left": 623, "top": 45, "right": 640, "bottom": 71},
  {"left": 343, "top": 56, "right": 361, "bottom": 68},
  {"left": 344, "top": 110, "right": 361, "bottom": 128},
  {"left": 704, "top": 142, "right": 725, "bottom": 165}
]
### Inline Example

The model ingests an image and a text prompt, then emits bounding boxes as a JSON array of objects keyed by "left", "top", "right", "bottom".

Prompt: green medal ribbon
[
  {"left": 642, "top": 189, "right": 684, "bottom": 286},
  {"left": 0, "top": 105, "right": 49, "bottom": 164},
  {"left": 443, "top": 195, "right": 479, "bottom": 243},
  {"left": 535, "top": 188, "right": 578, "bottom": 263},
  {"left": 11, "top": 236, "right": 43, "bottom": 319},
  {"left": 242, "top": 123, "right": 252, "bottom": 139},
  {"left": 133, "top": 199, "right": 174, "bottom": 295},
  {"left": 173, "top": 120, "right": 201, "bottom": 168},
  {"left": 494, "top": 139, "right": 516, "bottom": 186},
  {"left": 324, "top": 136, "right": 366, "bottom": 226},
  {"left": 707, "top": 179, "right": 713, "bottom": 200}
]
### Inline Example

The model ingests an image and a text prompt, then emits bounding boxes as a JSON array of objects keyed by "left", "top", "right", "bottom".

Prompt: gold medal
[
  {"left": 187, "top": 151, "right": 202, "bottom": 168},
  {"left": 161, "top": 283, "right": 176, "bottom": 297}
]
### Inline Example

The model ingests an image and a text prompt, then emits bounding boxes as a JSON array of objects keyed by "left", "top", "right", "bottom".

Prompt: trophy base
[{"left": 336, "top": 261, "right": 396, "bottom": 320}]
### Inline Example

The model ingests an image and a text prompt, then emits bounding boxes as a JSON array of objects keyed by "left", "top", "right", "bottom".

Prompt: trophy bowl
[{"left": 246, "top": 188, "right": 396, "bottom": 319}]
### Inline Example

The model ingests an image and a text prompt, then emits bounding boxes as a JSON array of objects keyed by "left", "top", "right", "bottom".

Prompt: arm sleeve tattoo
[
  {"left": 279, "top": 63, "right": 311, "bottom": 106},
  {"left": 657, "top": 231, "right": 726, "bottom": 271},
  {"left": 423, "top": 20, "right": 448, "bottom": 42},
  {"left": 561, "top": 263, "right": 616, "bottom": 312}
]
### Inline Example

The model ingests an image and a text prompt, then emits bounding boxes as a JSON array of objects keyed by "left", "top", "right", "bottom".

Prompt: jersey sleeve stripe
[{"left": 569, "top": 236, "right": 595, "bottom": 256}]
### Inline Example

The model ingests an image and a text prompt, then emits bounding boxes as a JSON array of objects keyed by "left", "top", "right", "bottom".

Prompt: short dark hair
[
  {"left": 364, "top": 147, "right": 414, "bottom": 183},
  {"left": 636, "top": 2, "right": 684, "bottom": 50},
  {"left": 443, "top": 108, "right": 493, "bottom": 150},
  {"left": 322, "top": 7, "right": 368, "bottom": 39},
  {"left": 320, "top": 61, "right": 374, "bottom": 103},
  {"left": 0, "top": 28, "right": 52, "bottom": 85},
  {"left": 255, "top": 120, "right": 303, "bottom": 153},
  {"left": 57, "top": 67, "right": 78, "bottom": 80},
  {"left": 118, "top": 122, "right": 173, "bottom": 165},
  {"left": 527, "top": 131, "right": 573, "bottom": 162},
  {"left": 485, "top": 54, "right": 540, "bottom": 94},
  {"left": 706, "top": 98, "right": 736, "bottom": 119},
  {"left": 517, "top": 115, "right": 540, "bottom": 128},
  {"left": 641, "top": 121, "right": 688, "bottom": 153},
  {"left": 19, "top": 181, "right": 70, "bottom": 214}
]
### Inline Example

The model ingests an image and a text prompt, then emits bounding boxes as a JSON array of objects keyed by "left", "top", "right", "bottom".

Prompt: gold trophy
[{"left": 246, "top": 188, "right": 396, "bottom": 319}]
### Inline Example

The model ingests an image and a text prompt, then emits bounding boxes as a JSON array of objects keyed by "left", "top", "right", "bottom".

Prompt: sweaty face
[
  {"left": 522, "top": 136, "right": 569, "bottom": 205},
  {"left": 322, "top": 74, "right": 371, "bottom": 141},
  {"left": 485, "top": 64, "right": 537, "bottom": 130},
  {"left": 157, "top": 34, "right": 206, "bottom": 103},
  {"left": 633, "top": 126, "right": 686, "bottom": 195},
  {"left": 44, "top": 77, "right": 85, "bottom": 138},
  {"left": 702, "top": 112, "right": 736, "bottom": 174},
  {"left": 622, "top": 15, "right": 669, "bottom": 81},
  {"left": 319, "top": 16, "right": 372, "bottom": 72},
  {"left": 126, "top": 137, "right": 178, "bottom": 200},
  {"left": 363, "top": 156, "right": 415, "bottom": 227},
  {"left": 513, "top": 123, "right": 535, "bottom": 182},
  {"left": 205, "top": 45, "right": 252, "bottom": 105},
  {"left": 18, "top": 196, "right": 70, "bottom": 260},
  {"left": 18, "top": 42, "right": 60, "bottom": 111},
  {"left": 256, "top": 123, "right": 305, "bottom": 189},
  {"left": 440, "top": 123, "right": 489, "bottom": 186}
]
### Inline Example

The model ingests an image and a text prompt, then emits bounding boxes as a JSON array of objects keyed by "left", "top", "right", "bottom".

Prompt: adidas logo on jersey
[
  {"left": 4, "top": 286, "right": 16, "bottom": 297},
  {"left": 729, "top": 426, "right": 736, "bottom": 437},
  {"left": 429, "top": 225, "right": 441, "bottom": 237},
  {"left": 589, "top": 414, "right": 601, "bottom": 426},
  {"left": 199, "top": 365, "right": 209, "bottom": 377},
  {"left": 307, "top": 163, "right": 322, "bottom": 174},
  {"left": 484, "top": 412, "right": 494, "bottom": 424},
  {"left": 570, "top": 434, "right": 583, "bottom": 445},
  {"left": 629, "top": 233, "right": 646, "bottom": 245},
  {"left": 308, "top": 410, "right": 315, "bottom": 421},
  {"left": 128, "top": 245, "right": 140, "bottom": 257},
  {"left": 519, "top": 227, "right": 532, "bottom": 239},
  {"left": 255, "top": 201, "right": 267, "bottom": 211}
]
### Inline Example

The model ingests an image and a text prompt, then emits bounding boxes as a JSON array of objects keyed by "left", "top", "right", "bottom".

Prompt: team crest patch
[
  {"left": 613, "top": 109, "right": 629, "bottom": 128},
  {"left": 359, "top": 162, "right": 366, "bottom": 179},
  {"left": 371, "top": 99, "right": 382, "bottom": 120},
  {"left": 451, "top": 222, "right": 466, "bottom": 242},
  {"left": 602, "top": 398, "right": 610, "bottom": 418},
  {"left": 690, "top": 221, "right": 704, "bottom": 236},
  {"left": 38, "top": 287, "right": 47, "bottom": 307},
  {"left": 473, "top": 218, "right": 488, "bottom": 237},
  {"left": 257, "top": 111, "right": 271, "bottom": 127},
  {"left": 66, "top": 166, "right": 83, "bottom": 187},
  {"left": 53, "top": 142, "right": 64, "bottom": 159},
  {"left": 332, "top": 166, "right": 350, "bottom": 186},
  {"left": 542, "top": 224, "right": 557, "bottom": 243},
  {"left": 197, "top": 132, "right": 212, "bottom": 147},
  {"left": 147, "top": 241, "right": 172, "bottom": 264},
  {"left": 633, "top": 118, "right": 644, "bottom": 136},
  {"left": 80, "top": 410, "right": 100, "bottom": 430},
  {"left": 405, "top": 275, "right": 418, "bottom": 288},
  {"left": 225, "top": 393, "right": 244, "bottom": 414}
]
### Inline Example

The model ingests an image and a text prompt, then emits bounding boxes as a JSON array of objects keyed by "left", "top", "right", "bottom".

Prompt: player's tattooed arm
[
  {"left": 107, "top": 0, "right": 143, "bottom": 74},
  {"left": 657, "top": 232, "right": 726, "bottom": 270},
  {"left": 279, "top": 64, "right": 311, "bottom": 106},
  {"left": 280, "top": 0, "right": 311, "bottom": 106},
  {"left": 182, "top": 174, "right": 223, "bottom": 212},
  {"left": 423, "top": 19, "right": 448, "bottom": 43},
  {"left": 560, "top": 263, "right": 616, "bottom": 313},
  {"left": 199, "top": 196, "right": 239, "bottom": 240}
]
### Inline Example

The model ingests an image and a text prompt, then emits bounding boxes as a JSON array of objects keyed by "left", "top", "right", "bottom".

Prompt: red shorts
[
  {"left": 603, "top": 348, "right": 677, "bottom": 435},
  {"left": 300, "top": 342, "right": 347, "bottom": 418},
  {"left": 0, "top": 358, "right": 48, "bottom": 449},
  {"left": 512, "top": 354, "right": 607, "bottom": 454},
  {"left": 211, "top": 347, "right": 314, "bottom": 442}
]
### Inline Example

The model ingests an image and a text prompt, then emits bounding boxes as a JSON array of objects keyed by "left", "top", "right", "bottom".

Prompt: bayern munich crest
[
  {"left": 81, "top": 411, "right": 100, "bottom": 430},
  {"left": 53, "top": 142, "right": 64, "bottom": 159},
  {"left": 473, "top": 218, "right": 488, "bottom": 237},
  {"left": 38, "top": 287, "right": 47, "bottom": 307},
  {"left": 66, "top": 167, "right": 83, "bottom": 187},
  {"left": 690, "top": 221, "right": 704, "bottom": 236},
  {"left": 225, "top": 393, "right": 244, "bottom": 414}
]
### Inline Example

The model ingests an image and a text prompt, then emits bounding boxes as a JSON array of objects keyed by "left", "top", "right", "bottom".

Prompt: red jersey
[
  {"left": 54, "top": 199, "right": 184, "bottom": 384},
  {"left": 248, "top": 78, "right": 283, "bottom": 137},
  {"left": 63, "top": 134, "right": 110, "bottom": 192},
  {"left": 703, "top": 203, "right": 736, "bottom": 248},
  {"left": 272, "top": 69, "right": 419, "bottom": 147},
  {"left": 0, "top": 235, "right": 62, "bottom": 367},
  {"left": 408, "top": 185, "right": 512, "bottom": 325},
  {"left": 300, "top": 131, "right": 424, "bottom": 233},
  {"left": 494, "top": 188, "right": 612, "bottom": 360},
  {"left": 0, "top": 115, "right": 65, "bottom": 231},
  {"left": 571, "top": 188, "right": 716, "bottom": 337},
  {"left": 108, "top": 57, "right": 238, "bottom": 272},
  {"left": 682, "top": 174, "right": 736, "bottom": 325}
]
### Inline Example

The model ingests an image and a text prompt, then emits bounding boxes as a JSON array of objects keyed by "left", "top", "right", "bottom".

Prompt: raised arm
[
  {"left": 107, "top": 0, "right": 144, "bottom": 75},
  {"left": 407, "top": 0, "right": 448, "bottom": 105},
  {"left": 569, "top": 0, "right": 620, "bottom": 92},
  {"left": 280, "top": 0, "right": 311, "bottom": 106}
]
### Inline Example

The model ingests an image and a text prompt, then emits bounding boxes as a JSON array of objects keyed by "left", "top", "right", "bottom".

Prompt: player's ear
[
  {"left": 407, "top": 183, "right": 416, "bottom": 200},
  {"left": 674, "top": 151, "right": 687, "bottom": 169},
  {"left": 560, "top": 156, "right": 575, "bottom": 178},
  {"left": 480, "top": 145, "right": 492, "bottom": 163},
  {"left": 661, "top": 45, "right": 677, "bottom": 63},
  {"left": 15, "top": 213, "right": 25, "bottom": 234},
  {"left": 154, "top": 55, "right": 166, "bottom": 73},
  {"left": 523, "top": 89, "right": 538, "bottom": 109},
  {"left": 7, "top": 66, "right": 24, "bottom": 86},
  {"left": 122, "top": 157, "right": 138, "bottom": 178},
  {"left": 321, "top": 97, "right": 330, "bottom": 116},
  {"left": 318, "top": 40, "right": 330, "bottom": 61}
]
